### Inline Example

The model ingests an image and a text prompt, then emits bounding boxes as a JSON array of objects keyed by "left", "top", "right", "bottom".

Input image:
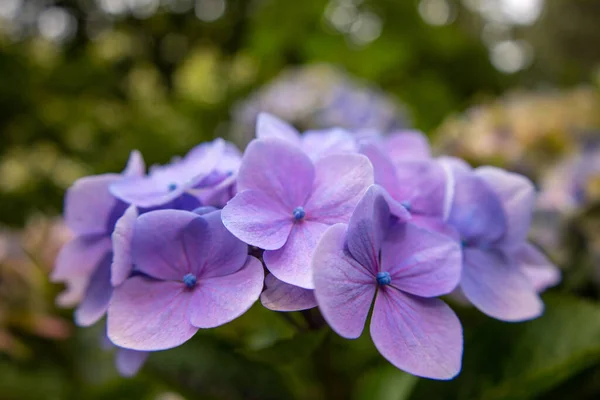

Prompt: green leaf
[
  {"left": 353, "top": 365, "right": 418, "bottom": 400},
  {"left": 241, "top": 328, "right": 328, "bottom": 366},
  {"left": 413, "top": 293, "right": 600, "bottom": 400}
]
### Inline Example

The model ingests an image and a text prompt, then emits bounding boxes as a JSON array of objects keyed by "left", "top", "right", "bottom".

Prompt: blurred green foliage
[{"left": 0, "top": 0, "right": 509, "bottom": 227}]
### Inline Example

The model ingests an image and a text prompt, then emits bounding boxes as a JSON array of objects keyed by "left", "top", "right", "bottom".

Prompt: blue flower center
[
  {"left": 182, "top": 273, "right": 197, "bottom": 288},
  {"left": 401, "top": 200, "right": 411, "bottom": 211},
  {"left": 168, "top": 183, "right": 178, "bottom": 192},
  {"left": 376, "top": 271, "right": 392, "bottom": 286},
  {"left": 293, "top": 206, "right": 306, "bottom": 221}
]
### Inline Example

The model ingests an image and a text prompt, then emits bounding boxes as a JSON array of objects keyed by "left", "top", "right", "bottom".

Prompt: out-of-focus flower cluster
[
  {"left": 0, "top": 216, "right": 72, "bottom": 358},
  {"left": 230, "top": 64, "right": 409, "bottom": 147},
  {"left": 435, "top": 86, "right": 600, "bottom": 179},
  {"left": 52, "top": 113, "right": 559, "bottom": 381}
]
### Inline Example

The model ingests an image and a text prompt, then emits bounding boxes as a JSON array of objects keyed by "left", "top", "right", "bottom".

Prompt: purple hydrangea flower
[
  {"left": 107, "top": 209, "right": 264, "bottom": 351},
  {"left": 187, "top": 141, "right": 242, "bottom": 208},
  {"left": 312, "top": 185, "right": 463, "bottom": 379},
  {"left": 110, "top": 138, "right": 230, "bottom": 209},
  {"left": 222, "top": 137, "right": 381, "bottom": 289},
  {"left": 443, "top": 158, "right": 559, "bottom": 321},
  {"left": 256, "top": 113, "right": 358, "bottom": 160},
  {"left": 52, "top": 150, "right": 145, "bottom": 327},
  {"left": 360, "top": 131, "right": 452, "bottom": 219}
]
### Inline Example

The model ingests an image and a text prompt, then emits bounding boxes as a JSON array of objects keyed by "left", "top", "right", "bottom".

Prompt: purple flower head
[
  {"left": 312, "top": 185, "right": 463, "bottom": 380},
  {"left": 107, "top": 209, "right": 264, "bottom": 351},
  {"left": 443, "top": 158, "right": 560, "bottom": 321},
  {"left": 187, "top": 141, "right": 243, "bottom": 208},
  {"left": 256, "top": 113, "right": 358, "bottom": 160},
  {"left": 222, "top": 137, "right": 385, "bottom": 289},
  {"left": 110, "top": 138, "right": 227, "bottom": 209},
  {"left": 360, "top": 131, "right": 451, "bottom": 219},
  {"left": 52, "top": 150, "right": 145, "bottom": 327}
]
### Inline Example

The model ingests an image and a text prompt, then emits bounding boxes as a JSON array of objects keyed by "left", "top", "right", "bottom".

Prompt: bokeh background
[{"left": 2, "top": 0, "right": 600, "bottom": 399}]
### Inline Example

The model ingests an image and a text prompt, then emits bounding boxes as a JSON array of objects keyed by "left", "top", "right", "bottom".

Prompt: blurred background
[{"left": 2, "top": 0, "right": 600, "bottom": 399}]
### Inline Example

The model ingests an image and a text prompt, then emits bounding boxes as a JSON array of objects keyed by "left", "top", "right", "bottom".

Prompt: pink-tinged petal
[
  {"left": 385, "top": 130, "right": 431, "bottom": 162},
  {"left": 381, "top": 222, "right": 461, "bottom": 297},
  {"left": 75, "top": 253, "right": 113, "bottom": 327},
  {"left": 107, "top": 277, "right": 197, "bottom": 351},
  {"left": 514, "top": 243, "right": 561, "bottom": 292},
  {"left": 261, "top": 274, "right": 317, "bottom": 312},
  {"left": 188, "top": 256, "right": 264, "bottom": 328},
  {"left": 370, "top": 289, "right": 463, "bottom": 380},
  {"left": 345, "top": 185, "right": 391, "bottom": 275},
  {"left": 52, "top": 235, "right": 112, "bottom": 306},
  {"left": 191, "top": 210, "right": 248, "bottom": 278},
  {"left": 222, "top": 189, "right": 294, "bottom": 250},
  {"left": 256, "top": 112, "right": 301, "bottom": 145},
  {"left": 461, "top": 247, "right": 544, "bottom": 322},
  {"left": 263, "top": 221, "right": 329, "bottom": 289},
  {"left": 305, "top": 153, "right": 374, "bottom": 224},
  {"left": 65, "top": 174, "right": 120, "bottom": 235},
  {"left": 394, "top": 160, "right": 448, "bottom": 218},
  {"left": 301, "top": 128, "right": 358, "bottom": 160},
  {"left": 475, "top": 166, "right": 535, "bottom": 248},
  {"left": 446, "top": 168, "right": 507, "bottom": 245},
  {"left": 116, "top": 348, "right": 149, "bottom": 377},
  {"left": 123, "top": 150, "right": 145, "bottom": 177},
  {"left": 111, "top": 205, "right": 138, "bottom": 287},
  {"left": 132, "top": 210, "right": 205, "bottom": 281},
  {"left": 236, "top": 139, "right": 315, "bottom": 209},
  {"left": 313, "top": 224, "right": 376, "bottom": 339}
]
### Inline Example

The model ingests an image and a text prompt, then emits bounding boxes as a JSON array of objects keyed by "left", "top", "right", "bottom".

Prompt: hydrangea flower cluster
[{"left": 53, "top": 113, "right": 560, "bottom": 380}]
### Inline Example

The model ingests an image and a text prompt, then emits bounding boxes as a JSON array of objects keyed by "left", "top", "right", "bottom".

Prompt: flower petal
[
  {"left": 381, "top": 222, "right": 462, "bottom": 297},
  {"left": 360, "top": 143, "right": 404, "bottom": 202},
  {"left": 263, "top": 220, "right": 329, "bottom": 289},
  {"left": 385, "top": 130, "right": 431, "bottom": 162},
  {"left": 370, "top": 288, "right": 463, "bottom": 380},
  {"left": 393, "top": 160, "right": 448, "bottom": 217},
  {"left": 116, "top": 348, "right": 149, "bottom": 377},
  {"left": 236, "top": 138, "right": 315, "bottom": 209},
  {"left": 304, "top": 154, "right": 374, "bottom": 224},
  {"left": 107, "top": 277, "right": 196, "bottom": 351},
  {"left": 256, "top": 112, "right": 301, "bottom": 145},
  {"left": 132, "top": 210, "right": 205, "bottom": 281},
  {"left": 222, "top": 189, "right": 294, "bottom": 250},
  {"left": 312, "top": 224, "right": 376, "bottom": 339},
  {"left": 75, "top": 253, "right": 113, "bottom": 327},
  {"left": 52, "top": 235, "right": 112, "bottom": 307},
  {"left": 123, "top": 150, "right": 146, "bottom": 177},
  {"left": 476, "top": 166, "right": 535, "bottom": 248},
  {"left": 461, "top": 247, "right": 544, "bottom": 322},
  {"left": 446, "top": 168, "right": 506, "bottom": 245},
  {"left": 188, "top": 256, "right": 264, "bottom": 328},
  {"left": 65, "top": 174, "right": 121, "bottom": 235},
  {"left": 261, "top": 274, "right": 317, "bottom": 311},
  {"left": 111, "top": 205, "right": 138, "bottom": 287},
  {"left": 514, "top": 243, "right": 561, "bottom": 292},
  {"left": 345, "top": 185, "right": 391, "bottom": 275},
  {"left": 301, "top": 128, "right": 358, "bottom": 160},
  {"left": 191, "top": 210, "right": 248, "bottom": 279}
]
